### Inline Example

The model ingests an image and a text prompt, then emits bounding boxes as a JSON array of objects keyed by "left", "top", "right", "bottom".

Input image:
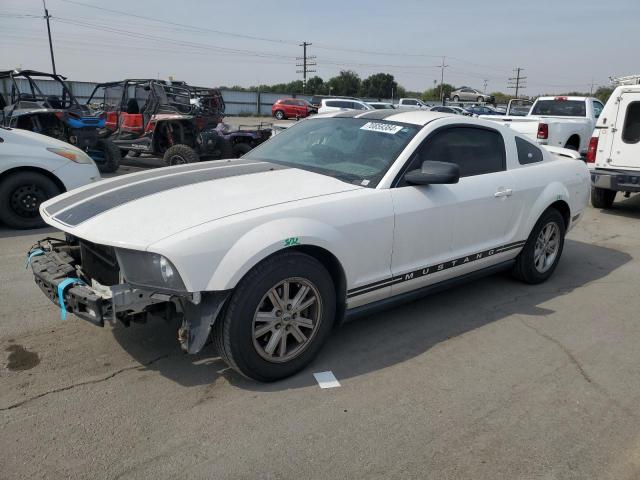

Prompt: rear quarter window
[
  {"left": 622, "top": 101, "right": 640, "bottom": 144},
  {"left": 515, "top": 136, "right": 543, "bottom": 164}
]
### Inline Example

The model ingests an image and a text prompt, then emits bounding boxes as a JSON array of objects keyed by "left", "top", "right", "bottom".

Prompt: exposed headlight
[
  {"left": 47, "top": 147, "right": 94, "bottom": 165},
  {"left": 115, "top": 249, "right": 186, "bottom": 292}
]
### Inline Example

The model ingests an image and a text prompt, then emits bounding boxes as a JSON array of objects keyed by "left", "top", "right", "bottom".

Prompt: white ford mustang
[{"left": 29, "top": 110, "right": 590, "bottom": 381}]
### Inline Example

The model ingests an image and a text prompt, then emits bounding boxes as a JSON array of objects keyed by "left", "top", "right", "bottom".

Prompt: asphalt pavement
[{"left": 2, "top": 188, "right": 640, "bottom": 479}]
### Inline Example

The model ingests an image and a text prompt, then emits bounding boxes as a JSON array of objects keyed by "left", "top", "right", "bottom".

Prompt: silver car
[{"left": 450, "top": 87, "right": 494, "bottom": 104}]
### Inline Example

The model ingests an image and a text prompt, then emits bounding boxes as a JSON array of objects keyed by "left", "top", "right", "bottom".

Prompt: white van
[
  {"left": 587, "top": 83, "right": 640, "bottom": 208},
  {"left": 317, "top": 99, "right": 373, "bottom": 114}
]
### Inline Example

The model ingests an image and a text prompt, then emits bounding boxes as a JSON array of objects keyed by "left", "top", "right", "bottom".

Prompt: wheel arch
[
  {"left": 565, "top": 134, "right": 580, "bottom": 150},
  {"left": 521, "top": 182, "right": 572, "bottom": 240},
  {"left": 0, "top": 166, "right": 66, "bottom": 193}
]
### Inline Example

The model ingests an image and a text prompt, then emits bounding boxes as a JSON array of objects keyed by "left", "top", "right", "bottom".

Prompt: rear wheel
[
  {"left": 591, "top": 186, "right": 616, "bottom": 209},
  {"left": 163, "top": 144, "right": 199, "bottom": 166},
  {"left": 274, "top": 110, "right": 285, "bottom": 120},
  {"left": 512, "top": 208, "right": 566, "bottom": 284},
  {"left": 213, "top": 251, "right": 336, "bottom": 382},
  {"left": 0, "top": 171, "right": 61, "bottom": 229},
  {"left": 232, "top": 142, "right": 252, "bottom": 158}
]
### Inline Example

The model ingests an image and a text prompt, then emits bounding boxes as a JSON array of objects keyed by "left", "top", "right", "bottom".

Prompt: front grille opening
[{"left": 79, "top": 240, "right": 120, "bottom": 286}]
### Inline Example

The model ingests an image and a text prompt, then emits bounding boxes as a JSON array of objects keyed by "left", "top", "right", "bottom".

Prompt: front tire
[
  {"left": 232, "top": 142, "right": 252, "bottom": 158},
  {"left": 93, "top": 139, "right": 121, "bottom": 173},
  {"left": 274, "top": 110, "right": 285, "bottom": 120},
  {"left": 512, "top": 208, "right": 566, "bottom": 284},
  {"left": 0, "top": 171, "right": 61, "bottom": 229},
  {"left": 452, "top": 95, "right": 459, "bottom": 102},
  {"left": 163, "top": 144, "right": 199, "bottom": 166},
  {"left": 213, "top": 251, "right": 336, "bottom": 382},
  {"left": 477, "top": 96, "right": 484, "bottom": 103},
  {"left": 591, "top": 186, "right": 616, "bottom": 209}
]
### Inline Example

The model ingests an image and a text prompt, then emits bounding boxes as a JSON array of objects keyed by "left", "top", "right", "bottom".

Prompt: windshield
[
  {"left": 531, "top": 100, "right": 586, "bottom": 117},
  {"left": 244, "top": 117, "right": 419, "bottom": 187}
]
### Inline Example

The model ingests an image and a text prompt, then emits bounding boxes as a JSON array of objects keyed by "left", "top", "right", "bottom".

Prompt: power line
[{"left": 508, "top": 67, "right": 527, "bottom": 98}]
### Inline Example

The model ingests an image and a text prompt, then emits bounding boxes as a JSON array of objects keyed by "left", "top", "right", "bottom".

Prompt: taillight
[
  {"left": 537, "top": 123, "right": 549, "bottom": 140},
  {"left": 586, "top": 136, "right": 598, "bottom": 163}
]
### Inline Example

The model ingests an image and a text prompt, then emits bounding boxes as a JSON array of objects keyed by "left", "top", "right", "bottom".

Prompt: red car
[{"left": 271, "top": 98, "right": 316, "bottom": 120}]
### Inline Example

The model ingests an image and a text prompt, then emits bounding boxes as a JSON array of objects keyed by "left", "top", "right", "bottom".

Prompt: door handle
[{"left": 494, "top": 188, "right": 513, "bottom": 198}]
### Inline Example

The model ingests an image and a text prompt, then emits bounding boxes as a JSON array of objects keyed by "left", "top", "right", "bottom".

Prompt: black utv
[{"left": 0, "top": 70, "right": 121, "bottom": 173}]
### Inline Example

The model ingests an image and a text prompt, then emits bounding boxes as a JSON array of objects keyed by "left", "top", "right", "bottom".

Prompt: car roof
[{"left": 314, "top": 108, "right": 452, "bottom": 125}]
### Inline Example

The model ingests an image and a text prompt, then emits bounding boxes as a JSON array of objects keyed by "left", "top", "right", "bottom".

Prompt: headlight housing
[
  {"left": 115, "top": 249, "right": 186, "bottom": 292},
  {"left": 47, "top": 147, "right": 94, "bottom": 165}
]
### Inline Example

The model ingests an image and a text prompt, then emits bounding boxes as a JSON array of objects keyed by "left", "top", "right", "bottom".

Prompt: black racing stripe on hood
[
  {"left": 45, "top": 159, "right": 261, "bottom": 216},
  {"left": 53, "top": 162, "right": 287, "bottom": 227}
]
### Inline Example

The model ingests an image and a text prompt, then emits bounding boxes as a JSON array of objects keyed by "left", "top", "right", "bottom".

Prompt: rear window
[
  {"left": 622, "top": 101, "right": 640, "bottom": 144},
  {"left": 531, "top": 100, "right": 586, "bottom": 117},
  {"left": 515, "top": 136, "right": 543, "bottom": 164}
]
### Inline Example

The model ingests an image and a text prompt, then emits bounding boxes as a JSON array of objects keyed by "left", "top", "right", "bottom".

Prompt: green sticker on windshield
[{"left": 284, "top": 237, "right": 300, "bottom": 247}]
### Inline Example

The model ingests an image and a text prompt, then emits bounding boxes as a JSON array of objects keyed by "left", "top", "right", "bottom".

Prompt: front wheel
[
  {"left": 90, "top": 139, "right": 121, "bottom": 173},
  {"left": 163, "top": 144, "right": 200, "bottom": 166},
  {"left": 452, "top": 95, "right": 459, "bottom": 102},
  {"left": 512, "top": 208, "right": 566, "bottom": 284},
  {"left": 274, "top": 110, "right": 285, "bottom": 120},
  {"left": 213, "top": 251, "right": 336, "bottom": 382},
  {"left": 232, "top": 142, "right": 252, "bottom": 158},
  {"left": 0, "top": 171, "right": 61, "bottom": 229},
  {"left": 477, "top": 96, "right": 484, "bottom": 103},
  {"left": 591, "top": 186, "right": 616, "bottom": 209}
]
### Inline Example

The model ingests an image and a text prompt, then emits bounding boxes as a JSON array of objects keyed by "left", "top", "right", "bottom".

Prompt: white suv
[{"left": 318, "top": 98, "right": 373, "bottom": 114}]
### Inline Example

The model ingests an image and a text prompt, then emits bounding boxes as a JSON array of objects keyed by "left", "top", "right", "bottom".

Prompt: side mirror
[{"left": 404, "top": 160, "right": 460, "bottom": 186}]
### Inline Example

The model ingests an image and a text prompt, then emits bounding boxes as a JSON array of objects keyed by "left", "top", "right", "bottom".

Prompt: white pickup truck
[
  {"left": 481, "top": 96, "right": 604, "bottom": 155},
  {"left": 396, "top": 98, "right": 430, "bottom": 109}
]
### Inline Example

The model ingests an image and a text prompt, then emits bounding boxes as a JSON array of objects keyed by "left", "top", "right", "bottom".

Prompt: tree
[
  {"left": 305, "top": 76, "right": 324, "bottom": 94},
  {"left": 422, "top": 83, "right": 455, "bottom": 101},
  {"left": 594, "top": 86, "right": 614, "bottom": 104},
  {"left": 359, "top": 73, "right": 398, "bottom": 99},
  {"left": 326, "top": 70, "right": 361, "bottom": 96}
]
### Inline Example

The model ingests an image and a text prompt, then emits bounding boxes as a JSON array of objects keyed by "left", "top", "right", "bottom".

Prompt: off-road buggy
[
  {"left": 0, "top": 70, "right": 121, "bottom": 173},
  {"left": 88, "top": 80, "right": 242, "bottom": 165}
]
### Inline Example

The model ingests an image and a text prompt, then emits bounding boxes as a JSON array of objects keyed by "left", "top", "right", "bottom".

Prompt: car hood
[{"left": 40, "top": 159, "right": 363, "bottom": 249}]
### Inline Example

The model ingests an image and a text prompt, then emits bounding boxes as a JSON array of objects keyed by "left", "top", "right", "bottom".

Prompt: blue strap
[
  {"left": 25, "top": 248, "right": 45, "bottom": 269},
  {"left": 57, "top": 277, "right": 86, "bottom": 320}
]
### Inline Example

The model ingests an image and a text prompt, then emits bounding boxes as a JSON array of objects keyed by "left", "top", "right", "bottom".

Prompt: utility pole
[
  {"left": 483, "top": 79, "right": 488, "bottom": 93},
  {"left": 42, "top": 0, "right": 56, "bottom": 75},
  {"left": 296, "top": 42, "right": 316, "bottom": 94},
  {"left": 590, "top": 78, "right": 595, "bottom": 95},
  {"left": 439, "top": 56, "right": 449, "bottom": 105},
  {"left": 508, "top": 67, "right": 527, "bottom": 98}
]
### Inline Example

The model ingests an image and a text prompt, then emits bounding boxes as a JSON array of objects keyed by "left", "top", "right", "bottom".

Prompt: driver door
[{"left": 390, "top": 125, "right": 519, "bottom": 297}]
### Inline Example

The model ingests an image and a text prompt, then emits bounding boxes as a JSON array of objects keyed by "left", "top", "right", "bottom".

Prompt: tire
[
  {"left": 564, "top": 140, "right": 580, "bottom": 151},
  {"left": 213, "top": 251, "right": 336, "bottom": 382},
  {"left": 232, "top": 142, "right": 252, "bottom": 158},
  {"left": 452, "top": 95, "right": 459, "bottom": 102},
  {"left": 274, "top": 110, "right": 285, "bottom": 120},
  {"left": 0, "top": 171, "right": 61, "bottom": 229},
  {"left": 128, "top": 150, "right": 141, "bottom": 158},
  {"left": 512, "top": 208, "right": 566, "bottom": 284},
  {"left": 92, "top": 139, "right": 121, "bottom": 173},
  {"left": 591, "top": 186, "right": 616, "bottom": 209},
  {"left": 163, "top": 144, "right": 199, "bottom": 166},
  {"left": 216, "top": 137, "right": 234, "bottom": 159},
  {"left": 477, "top": 96, "right": 483, "bottom": 103}
]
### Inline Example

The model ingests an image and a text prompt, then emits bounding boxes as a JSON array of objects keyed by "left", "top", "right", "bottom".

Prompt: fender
[
  {"left": 206, "top": 217, "right": 349, "bottom": 291},
  {"left": 520, "top": 180, "right": 571, "bottom": 238}
]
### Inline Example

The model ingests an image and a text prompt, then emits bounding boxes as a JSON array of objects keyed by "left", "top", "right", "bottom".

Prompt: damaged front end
[{"left": 28, "top": 237, "right": 229, "bottom": 354}]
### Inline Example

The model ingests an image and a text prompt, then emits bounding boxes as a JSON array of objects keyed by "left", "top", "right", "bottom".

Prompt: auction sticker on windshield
[{"left": 360, "top": 122, "right": 404, "bottom": 134}]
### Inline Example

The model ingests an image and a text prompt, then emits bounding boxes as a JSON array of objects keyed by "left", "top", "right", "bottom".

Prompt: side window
[
  {"left": 406, "top": 127, "right": 506, "bottom": 179},
  {"left": 593, "top": 101, "right": 604, "bottom": 119},
  {"left": 622, "top": 101, "right": 640, "bottom": 144},
  {"left": 515, "top": 136, "right": 543, "bottom": 164},
  {"left": 325, "top": 101, "right": 339, "bottom": 107},
  {"left": 284, "top": 99, "right": 295, "bottom": 105},
  {"left": 352, "top": 102, "right": 365, "bottom": 110},
  {"left": 404, "top": 99, "right": 417, "bottom": 105}
]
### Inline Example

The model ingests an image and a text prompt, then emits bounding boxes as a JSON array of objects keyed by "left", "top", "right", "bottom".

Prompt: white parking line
[{"left": 313, "top": 371, "right": 341, "bottom": 389}]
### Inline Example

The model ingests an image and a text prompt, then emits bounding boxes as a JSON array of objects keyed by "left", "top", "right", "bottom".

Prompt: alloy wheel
[{"left": 534, "top": 222, "right": 560, "bottom": 273}]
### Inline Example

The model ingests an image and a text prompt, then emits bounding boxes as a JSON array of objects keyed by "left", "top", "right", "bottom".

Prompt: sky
[{"left": 2, "top": 0, "right": 638, "bottom": 95}]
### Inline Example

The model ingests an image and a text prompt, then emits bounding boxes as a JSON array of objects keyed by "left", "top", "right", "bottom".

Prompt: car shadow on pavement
[
  {"left": 597, "top": 194, "right": 640, "bottom": 220},
  {"left": 111, "top": 239, "right": 630, "bottom": 390}
]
